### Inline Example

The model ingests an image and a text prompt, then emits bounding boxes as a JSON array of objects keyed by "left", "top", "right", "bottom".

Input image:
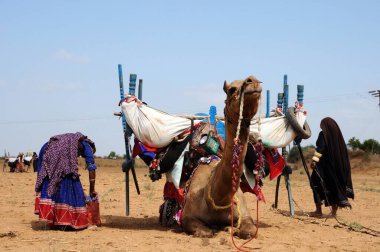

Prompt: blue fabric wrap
[
  {"left": 37, "top": 142, "right": 87, "bottom": 208},
  {"left": 40, "top": 176, "right": 86, "bottom": 208},
  {"left": 36, "top": 141, "right": 96, "bottom": 195},
  {"left": 37, "top": 143, "right": 48, "bottom": 174},
  {"left": 81, "top": 141, "right": 97, "bottom": 171}
]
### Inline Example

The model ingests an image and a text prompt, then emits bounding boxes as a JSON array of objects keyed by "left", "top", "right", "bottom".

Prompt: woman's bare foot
[
  {"left": 329, "top": 205, "right": 338, "bottom": 218},
  {"left": 309, "top": 203, "right": 323, "bottom": 218},
  {"left": 309, "top": 210, "right": 323, "bottom": 218}
]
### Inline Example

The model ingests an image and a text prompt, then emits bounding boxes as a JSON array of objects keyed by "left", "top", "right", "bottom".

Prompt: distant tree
[
  {"left": 288, "top": 146, "right": 301, "bottom": 163},
  {"left": 287, "top": 145, "right": 315, "bottom": 163},
  {"left": 347, "top": 137, "right": 362, "bottom": 150},
  {"left": 361, "top": 139, "right": 380, "bottom": 154},
  {"left": 108, "top": 151, "right": 116, "bottom": 159}
]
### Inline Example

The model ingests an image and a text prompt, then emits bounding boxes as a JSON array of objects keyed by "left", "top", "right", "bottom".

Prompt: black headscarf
[{"left": 320, "top": 117, "right": 354, "bottom": 200}]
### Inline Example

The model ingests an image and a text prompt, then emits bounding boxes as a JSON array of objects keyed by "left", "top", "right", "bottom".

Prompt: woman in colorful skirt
[{"left": 34, "top": 132, "right": 97, "bottom": 230}]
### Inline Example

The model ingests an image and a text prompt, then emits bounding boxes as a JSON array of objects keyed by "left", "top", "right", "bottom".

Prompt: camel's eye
[{"left": 228, "top": 87, "right": 237, "bottom": 95}]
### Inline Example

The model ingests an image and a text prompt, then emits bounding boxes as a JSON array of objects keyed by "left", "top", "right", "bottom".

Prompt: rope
[
  {"left": 207, "top": 182, "right": 231, "bottom": 210},
  {"left": 257, "top": 98, "right": 262, "bottom": 139},
  {"left": 235, "top": 196, "right": 242, "bottom": 229},
  {"left": 313, "top": 169, "right": 380, "bottom": 237},
  {"left": 273, "top": 167, "right": 380, "bottom": 237},
  {"left": 229, "top": 86, "right": 259, "bottom": 251}
]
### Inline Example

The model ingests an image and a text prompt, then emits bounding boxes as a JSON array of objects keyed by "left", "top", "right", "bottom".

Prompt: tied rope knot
[
  {"left": 230, "top": 82, "right": 246, "bottom": 193},
  {"left": 231, "top": 138, "right": 243, "bottom": 193}
]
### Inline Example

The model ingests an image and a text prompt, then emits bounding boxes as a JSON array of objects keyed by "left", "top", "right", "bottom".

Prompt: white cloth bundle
[
  {"left": 121, "top": 96, "right": 307, "bottom": 149},
  {"left": 120, "top": 96, "right": 191, "bottom": 148},
  {"left": 250, "top": 111, "right": 307, "bottom": 148},
  {"left": 7, "top": 157, "right": 18, "bottom": 163}
]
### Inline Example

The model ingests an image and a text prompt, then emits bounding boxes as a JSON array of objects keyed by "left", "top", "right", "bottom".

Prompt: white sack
[
  {"left": 250, "top": 111, "right": 306, "bottom": 148},
  {"left": 121, "top": 96, "right": 191, "bottom": 148},
  {"left": 8, "top": 158, "right": 18, "bottom": 163}
]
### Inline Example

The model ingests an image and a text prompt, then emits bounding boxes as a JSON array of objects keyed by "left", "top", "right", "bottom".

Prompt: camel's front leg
[
  {"left": 238, "top": 216, "right": 257, "bottom": 239},
  {"left": 182, "top": 217, "right": 213, "bottom": 238}
]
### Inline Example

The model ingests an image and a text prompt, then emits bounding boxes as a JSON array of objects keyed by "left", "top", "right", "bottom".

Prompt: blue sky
[{"left": 1, "top": 1, "right": 379, "bottom": 156}]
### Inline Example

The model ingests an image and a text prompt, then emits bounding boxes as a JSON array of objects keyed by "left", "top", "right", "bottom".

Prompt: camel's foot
[
  {"left": 182, "top": 217, "right": 214, "bottom": 238},
  {"left": 237, "top": 217, "right": 257, "bottom": 240}
]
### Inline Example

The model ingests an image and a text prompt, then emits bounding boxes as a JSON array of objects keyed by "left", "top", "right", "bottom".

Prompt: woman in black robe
[{"left": 310, "top": 117, "right": 354, "bottom": 217}]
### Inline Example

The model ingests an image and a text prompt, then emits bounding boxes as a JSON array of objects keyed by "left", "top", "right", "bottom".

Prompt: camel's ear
[{"left": 223, "top": 80, "right": 228, "bottom": 94}]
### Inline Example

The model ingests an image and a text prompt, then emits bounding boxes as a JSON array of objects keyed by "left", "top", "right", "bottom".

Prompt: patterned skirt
[{"left": 34, "top": 176, "right": 88, "bottom": 229}]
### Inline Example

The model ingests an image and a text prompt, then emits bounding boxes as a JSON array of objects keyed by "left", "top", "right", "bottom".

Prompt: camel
[{"left": 181, "top": 75, "right": 262, "bottom": 239}]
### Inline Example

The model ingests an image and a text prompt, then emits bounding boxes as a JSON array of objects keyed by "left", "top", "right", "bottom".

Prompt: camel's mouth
[{"left": 244, "top": 86, "right": 262, "bottom": 97}]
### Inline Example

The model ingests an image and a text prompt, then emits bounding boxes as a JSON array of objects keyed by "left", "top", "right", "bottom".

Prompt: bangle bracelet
[
  {"left": 90, "top": 179, "right": 95, "bottom": 182},
  {"left": 312, "top": 156, "right": 320, "bottom": 162},
  {"left": 314, "top": 151, "right": 322, "bottom": 158}
]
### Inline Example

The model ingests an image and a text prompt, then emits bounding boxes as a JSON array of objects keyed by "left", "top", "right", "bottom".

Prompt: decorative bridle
[
  {"left": 206, "top": 80, "right": 262, "bottom": 251},
  {"left": 227, "top": 82, "right": 261, "bottom": 251},
  {"left": 229, "top": 82, "right": 261, "bottom": 251}
]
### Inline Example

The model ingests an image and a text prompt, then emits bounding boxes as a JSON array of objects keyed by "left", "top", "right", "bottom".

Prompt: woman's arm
[
  {"left": 89, "top": 169, "right": 96, "bottom": 196},
  {"left": 311, "top": 131, "right": 325, "bottom": 169},
  {"left": 81, "top": 141, "right": 97, "bottom": 197}
]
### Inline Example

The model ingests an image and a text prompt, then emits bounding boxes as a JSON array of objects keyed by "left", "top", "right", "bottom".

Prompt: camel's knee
[{"left": 194, "top": 228, "right": 214, "bottom": 238}]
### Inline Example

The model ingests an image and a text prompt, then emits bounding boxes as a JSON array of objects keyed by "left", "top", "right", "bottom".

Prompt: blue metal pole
[
  {"left": 209, "top": 105, "right": 216, "bottom": 125},
  {"left": 118, "top": 65, "right": 127, "bottom": 131},
  {"left": 118, "top": 64, "right": 131, "bottom": 216},
  {"left": 283, "top": 75, "right": 289, "bottom": 112},
  {"left": 297, "top": 85, "right": 304, "bottom": 107},
  {"left": 128, "top": 74, "right": 140, "bottom": 196},
  {"left": 277, "top": 93, "right": 284, "bottom": 111},
  {"left": 274, "top": 92, "right": 283, "bottom": 209},
  {"left": 129, "top": 74, "right": 137, "bottom": 96},
  {"left": 138, "top": 79, "right": 143, "bottom": 100},
  {"left": 266, "top": 90, "right": 270, "bottom": 118},
  {"left": 282, "top": 74, "right": 294, "bottom": 216}
]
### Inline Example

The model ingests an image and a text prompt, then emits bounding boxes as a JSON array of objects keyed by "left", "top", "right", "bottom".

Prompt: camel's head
[{"left": 223, "top": 76, "right": 262, "bottom": 127}]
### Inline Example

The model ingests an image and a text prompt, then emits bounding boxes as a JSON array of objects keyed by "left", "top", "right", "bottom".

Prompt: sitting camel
[{"left": 181, "top": 75, "right": 262, "bottom": 239}]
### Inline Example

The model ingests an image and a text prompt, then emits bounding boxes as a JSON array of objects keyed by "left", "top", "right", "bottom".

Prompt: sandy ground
[{"left": 0, "top": 157, "right": 379, "bottom": 252}]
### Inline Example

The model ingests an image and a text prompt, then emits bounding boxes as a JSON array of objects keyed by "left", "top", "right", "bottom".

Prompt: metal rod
[
  {"left": 129, "top": 74, "right": 137, "bottom": 96},
  {"left": 283, "top": 85, "right": 289, "bottom": 113},
  {"left": 138, "top": 79, "right": 143, "bottom": 100},
  {"left": 296, "top": 143, "right": 316, "bottom": 191},
  {"left": 297, "top": 85, "right": 304, "bottom": 107},
  {"left": 209, "top": 106, "right": 216, "bottom": 125},
  {"left": 274, "top": 175, "right": 281, "bottom": 208},
  {"left": 283, "top": 74, "right": 294, "bottom": 216},
  {"left": 274, "top": 89, "right": 284, "bottom": 209},
  {"left": 118, "top": 64, "right": 130, "bottom": 216},
  {"left": 277, "top": 93, "right": 284, "bottom": 111},
  {"left": 284, "top": 174, "right": 294, "bottom": 216},
  {"left": 124, "top": 134, "right": 130, "bottom": 216},
  {"left": 266, "top": 90, "right": 270, "bottom": 118},
  {"left": 128, "top": 74, "right": 140, "bottom": 195},
  {"left": 131, "top": 159, "right": 140, "bottom": 194}
]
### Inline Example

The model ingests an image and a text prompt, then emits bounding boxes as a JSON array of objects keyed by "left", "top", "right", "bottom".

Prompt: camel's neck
[{"left": 209, "top": 120, "right": 250, "bottom": 206}]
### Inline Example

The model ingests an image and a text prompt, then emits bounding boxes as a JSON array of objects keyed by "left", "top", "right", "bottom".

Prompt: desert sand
[{"left": 1, "top": 156, "right": 379, "bottom": 251}]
